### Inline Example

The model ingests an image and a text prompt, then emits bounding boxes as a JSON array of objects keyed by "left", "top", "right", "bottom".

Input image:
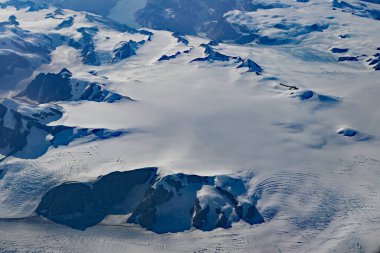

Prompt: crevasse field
[{"left": 0, "top": 0, "right": 379, "bottom": 252}]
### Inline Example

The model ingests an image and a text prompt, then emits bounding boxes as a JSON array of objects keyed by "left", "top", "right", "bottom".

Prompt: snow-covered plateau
[{"left": 0, "top": 0, "right": 379, "bottom": 252}]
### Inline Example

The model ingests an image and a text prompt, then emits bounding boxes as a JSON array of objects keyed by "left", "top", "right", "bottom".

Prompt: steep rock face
[
  {"left": 78, "top": 83, "right": 128, "bottom": 103},
  {"left": 237, "top": 59, "right": 263, "bottom": 74},
  {"left": 331, "top": 47, "right": 349, "bottom": 53},
  {"left": 0, "top": 15, "right": 19, "bottom": 26},
  {"left": 56, "top": 16, "right": 74, "bottom": 30},
  {"left": 190, "top": 45, "right": 263, "bottom": 74},
  {"left": 17, "top": 68, "right": 73, "bottom": 103},
  {"left": 79, "top": 27, "right": 100, "bottom": 66},
  {"left": 67, "top": 27, "right": 100, "bottom": 65},
  {"left": 112, "top": 40, "right": 145, "bottom": 63},
  {"left": 16, "top": 68, "right": 129, "bottom": 104},
  {"left": 367, "top": 51, "right": 380, "bottom": 70},
  {"left": 158, "top": 51, "right": 181, "bottom": 61},
  {"left": 36, "top": 168, "right": 158, "bottom": 230},
  {"left": 0, "top": 103, "right": 30, "bottom": 158},
  {"left": 36, "top": 169, "right": 264, "bottom": 233},
  {"left": 172, "top": 32, "right": 189, "bottom": 45},
  {"left": 0, "top": 100, "right": 126, "bottom": 160}
]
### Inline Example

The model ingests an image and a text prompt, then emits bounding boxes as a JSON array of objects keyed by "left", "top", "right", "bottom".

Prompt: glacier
[{"left": 0, "top": 0, "right": 380, "bottom": 252}]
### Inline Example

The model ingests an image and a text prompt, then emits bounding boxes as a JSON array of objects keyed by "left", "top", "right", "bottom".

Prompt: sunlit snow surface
[{"left": 0, "top": 0, "right": 380, "bottom": 252}]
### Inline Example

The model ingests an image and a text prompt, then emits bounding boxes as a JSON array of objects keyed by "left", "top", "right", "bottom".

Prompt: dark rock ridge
[
  {"left": 56, "top": 16, "right": 74, "bottom": 30},
  {"left": 78, "top": 27, "right": 100, "bottom": 65},
  {"left": 172, "top": 32, "right": 189, "bottom": 45},
  {"left": 16, "top": 68, "right": 129, "bottom": 104},
  {"left": 158, "top": 52, "right": 181, "bottom": 61},
  {"left": 158, "top": 48, "right": 192, "bottom": 62},
  {"left": 367, "top": 52, "right": 380, "bottom": 70},
  {"left": 0, "top": 15, "right": 19, "bottom": 26},
  {"left": 0, "top": 101, "right": 126, "bottom": 160},
  {"left": 237, "top": 59, "right": 263, "bottom": 74},
  {"left": 36, "top": 168, "right": 264, "bottom": 233},
  {"left": 191, "top": 44, "right": 242, "bottom": 63},
  {"left": 337, "top": 56, "right": 359, "bottom": 62},
  {"left": 331, "top": 47, "right": 349, "bottom": 53},
  {"left": 67, "top": 27, "right": 100, "bottom": 65},
  {"left": 112, "top": 40, "right": 146, "bottom": 63},
  {"left": 17, "top": 68, "right": 72, "bottom": 103},
  {"left": 191, "top": 45, "right": 263, "bottom": 73}
]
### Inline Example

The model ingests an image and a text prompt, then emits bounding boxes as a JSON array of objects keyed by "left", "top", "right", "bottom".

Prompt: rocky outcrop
[
  {"left": 367, "top": 51, "right": 380, "bottom": 70},
  {"left": 337, "top": 56, "right": 359, "bottom": 62},
  {"left": 17, "top": 68, "right": 73, "bottom": 103},
  {"left": 0, "top": 15, "right": 19, "bottom": 26},
  {"left": 237, "top": 59, "right": 263, "bottom": 74},
  {"left": 78, "top": 82, "right": 129, "bottom": 103},
  {"left": 191, "top": 45, "right": 263, "bottom": 74},
  {"left": 191, "top": 44, "right": 241, "bottom": 63},
  {"left": 67, "top": 27, "right": 100, "bottom": 65},
  {"left": 36, "top": 169, "right": 264, "bottom": 233},
  {"left": 0, "top": 100, "right": 126, "bottom": 160},
  {"left": 56, "top": 16, "right": 74, "bottom": 30},
  {"left": 112, "top": 40, "right": 145, "bottom": 63},
  {"left": 36, "top": 168, "right": 158, "bottom": 230},
  {"left": 172, "top": 32, "right": 189, "bottom": 45},
  {"left": 158, "top": 52, "right": 181, "bottom": 61},
  {"left": 16, "top": 68, "right": 129, "bottom": 104},
  {"left": 331, "top": 47, "right": 349, "bottom": 53}
]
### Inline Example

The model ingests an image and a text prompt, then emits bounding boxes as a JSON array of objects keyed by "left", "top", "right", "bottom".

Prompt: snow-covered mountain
[{"left": 0, "top": 0, "right": 380, "bottom": 252}]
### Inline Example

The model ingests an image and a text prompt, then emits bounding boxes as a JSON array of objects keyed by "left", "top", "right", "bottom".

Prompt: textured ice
[{"left": 0, "top": 1, "right": 380, "bottom": 252}]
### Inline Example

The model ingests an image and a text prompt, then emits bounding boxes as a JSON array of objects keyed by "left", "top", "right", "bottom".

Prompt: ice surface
[{"left": 0, "top": 1, "right": 379, "bottom": 252}]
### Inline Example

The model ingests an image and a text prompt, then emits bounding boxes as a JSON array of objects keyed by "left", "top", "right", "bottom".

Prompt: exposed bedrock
[{"left": 36, "top": 168, "right": 264, "bottom": 233}]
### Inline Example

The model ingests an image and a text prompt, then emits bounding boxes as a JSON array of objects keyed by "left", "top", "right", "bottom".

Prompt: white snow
[{"left": 0, "top": 1, "right": 379, "bottom": 252}]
